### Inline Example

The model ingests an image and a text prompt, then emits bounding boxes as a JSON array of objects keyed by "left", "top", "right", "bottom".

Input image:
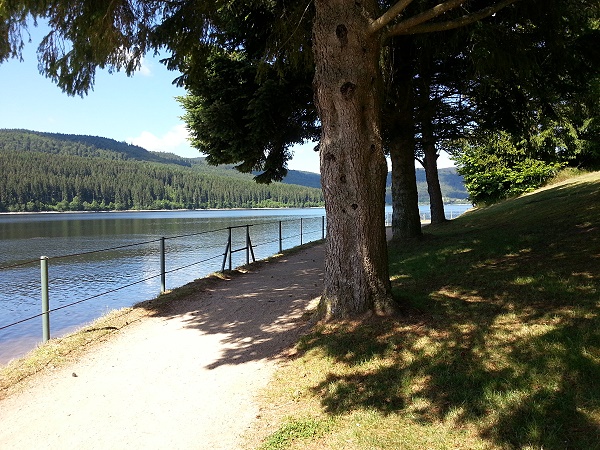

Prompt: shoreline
[
  {"left": 0, "top": 206, "right": 328, "bottom": 216},
  {"left": 0, "top": 202, "right": 472, "bottom": 217}
]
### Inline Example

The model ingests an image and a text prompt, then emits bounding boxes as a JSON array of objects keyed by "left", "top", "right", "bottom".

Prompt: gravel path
[{"left": 0, "top": 244, "right": 324, "bottom": 449}]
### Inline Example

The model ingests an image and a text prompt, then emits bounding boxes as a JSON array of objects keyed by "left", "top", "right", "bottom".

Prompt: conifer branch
[
  {"left": 386, "top": 0, "right": 519, "bottom": 38},
  {"left": 369, "top": 0, "right": 414, "bottom": 35}
]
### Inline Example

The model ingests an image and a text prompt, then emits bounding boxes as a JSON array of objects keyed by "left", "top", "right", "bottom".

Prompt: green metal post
[
  {"left": 40, "top": 256, "right": 50, "bottom": 343},
  {"left": 279, "top": 221, "right": 283, "bottom": 253},
  {"left": 245, "top": 225, "right": 250, "bottom": 265},
  {"left": 228, "top": 227, "right": 232, "bottom": 271},
  {"left": 160, "top": 237, "right": 166, "bottom": 293}
]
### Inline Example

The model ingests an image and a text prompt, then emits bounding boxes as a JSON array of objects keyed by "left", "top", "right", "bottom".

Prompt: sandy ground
[{"left": 0, "top": 244, "right": 325, "bottom": 450}]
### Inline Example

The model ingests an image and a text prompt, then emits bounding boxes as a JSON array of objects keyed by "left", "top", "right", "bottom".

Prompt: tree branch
[
  {"left": 386, "top": 0, "right": 468, "bottom": 36},
  {"left": 369, "top": 0, "right": 415, "bottom": 35},
  {"left": 387, "top": 0, "right": 519, "bottom": 37}
]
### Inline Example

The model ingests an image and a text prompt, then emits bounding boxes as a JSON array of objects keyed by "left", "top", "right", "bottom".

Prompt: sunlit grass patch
[{"left": 259, "top": 417, "right": 333, "bottom": 450}]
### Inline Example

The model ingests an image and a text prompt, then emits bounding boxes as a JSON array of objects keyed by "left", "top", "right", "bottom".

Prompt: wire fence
[{"left": 0, "top": 216, "right": 326, "bottom": 345}]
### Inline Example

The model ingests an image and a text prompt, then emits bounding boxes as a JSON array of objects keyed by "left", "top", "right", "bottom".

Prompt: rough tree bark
[
  {"left": 387, "top": 38, "right": 422, "bottom": 240},
  {"left": 390, "top": 135, "right": 422, "bottom": 239},
  {"left": 421, "top": 111, "right": 447, "bottom": 224},
  {"left": 313, "top": 0, "right": 395, "bottom": 319}
]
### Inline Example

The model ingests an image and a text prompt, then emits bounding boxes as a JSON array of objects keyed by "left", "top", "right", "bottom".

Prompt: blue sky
[{"left": 0, "top": 25, "right": 452, "bottom": 175}]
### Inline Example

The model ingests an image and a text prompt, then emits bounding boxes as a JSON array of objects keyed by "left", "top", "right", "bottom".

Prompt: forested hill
[
  {"left": 0, "top": 129, "right": 467, "bottom": 212},
  {"left": 0, "top": 129, "right": 194, "bottom": 166},
  {"left": 0, "top": 129, "right": 324, "bottom": 212},
  {"left": 283, "top": 168, "right": 469, "bottom": 203}
]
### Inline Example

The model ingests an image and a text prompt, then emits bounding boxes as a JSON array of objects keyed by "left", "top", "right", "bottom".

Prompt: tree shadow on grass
[
  {"left": 299, "top": 217, "right": 600, "bottom": 449},
  {"left": 302, "top": 305, "right": 600, "bottom": 448}
]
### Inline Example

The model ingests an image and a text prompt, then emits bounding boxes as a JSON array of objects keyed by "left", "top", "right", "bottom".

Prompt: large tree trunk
[
  {"left": 423, "top": 142, "right": 447, "bottom": 224},
  {"left": 420, "top": 85, "right": 447, "bottom": 225},
  {"left": 313, "top": 0, "right": 394, "bottom": 319},
  {"left": 386, "top": 37, "right": 422, "bottom": 240},
  {"left": 390, "top": 136, "right": 422, "bottom": 239}
]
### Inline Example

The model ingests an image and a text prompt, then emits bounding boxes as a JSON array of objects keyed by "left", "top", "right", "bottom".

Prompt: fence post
[
  {"left": 278, "top": 221, "right": 283, "bottom": 253},
  {"left": 245, "top": 225, "right": 250, "bottom": 265},
  {"left": 300, "top": 218, "right": 303, "bottom": 245},
  {"left": 228, "top": 227, "right": 232, "bottom": 271},
  {"left": 40, "top": 256, "right": 50, "bottom": 343},
  {"left": 160, "top": 237, "right": 166, "bottom": 293},
  {"left": 221, "top": 239, "right": 230, "bottom": 272}
]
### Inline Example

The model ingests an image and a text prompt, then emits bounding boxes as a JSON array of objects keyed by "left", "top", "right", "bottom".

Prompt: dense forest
[
  {"left": 0, "top": 130, "right": 324, "bottom": 212},
  {"left": 0, "top": 129, "right": 467, "bottom": 212}
]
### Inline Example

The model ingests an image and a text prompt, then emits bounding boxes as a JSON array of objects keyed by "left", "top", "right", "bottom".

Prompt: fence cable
[
  {"left": 0, "top": 259, "right": 40, "bottom": 271},
  {"left": 50, "top": 239, "right": 161, "bottom": 261},
  {"left": 0, "top": 252, "right": 226, "bottom": 332}
]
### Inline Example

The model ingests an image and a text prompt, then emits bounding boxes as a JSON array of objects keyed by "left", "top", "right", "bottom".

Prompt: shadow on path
[{"left": 143, "top": 244, "right": 325, "bottom": 369}]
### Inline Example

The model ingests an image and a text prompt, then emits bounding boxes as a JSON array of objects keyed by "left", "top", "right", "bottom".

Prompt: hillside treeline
[
  {"left": 0, "top": 128, "right": 192, "bottom": 166},
  {"left": 0, "top": 150, "right": 324, "bottom": 212}
]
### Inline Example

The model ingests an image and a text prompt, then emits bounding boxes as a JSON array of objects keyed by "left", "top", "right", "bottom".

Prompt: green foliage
[
  {"left": 0, "top": 130, "right": 324, "bottom": 212},
  {"left": 453, "top": 131, "right": 564, "bottom": 205},
  {"left": 179, "top": 50, "right": 318, "bottom": 184},
  {"left": 463, "top": 0, "right": 600, "bottom": 173},
  {"left": 260, "top": 417, "right": 331, "bottom": 450}
]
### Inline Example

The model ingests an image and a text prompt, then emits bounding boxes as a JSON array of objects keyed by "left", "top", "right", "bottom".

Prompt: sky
[{"left": 0, "top": 26, "right": 453, "bottom": 175}]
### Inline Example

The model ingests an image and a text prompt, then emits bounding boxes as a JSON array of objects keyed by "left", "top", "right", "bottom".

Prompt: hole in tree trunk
[
  {"left": 340, "top": 82, "right": 356, "bottom": 100},
  {"left": 336, "top": 24, "right": 348, "bottom": 45}
]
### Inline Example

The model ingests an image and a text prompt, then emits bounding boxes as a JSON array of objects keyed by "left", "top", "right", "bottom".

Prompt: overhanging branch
[
  {"left": 386, "top": 0, "right": 520, "bottom": 38},
  {"left": 386, "top": 0, "right": 468, "bottom": 36},
  {"left": 369, "top": 0, "right": 415, "bottom": 35}
]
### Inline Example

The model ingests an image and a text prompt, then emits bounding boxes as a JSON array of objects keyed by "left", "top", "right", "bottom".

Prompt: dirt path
[{"left": 0, "top": 244, "right": 324, "bottom": 449}]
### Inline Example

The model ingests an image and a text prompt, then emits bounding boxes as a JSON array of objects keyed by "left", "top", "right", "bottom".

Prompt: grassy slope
[{"left": 252, "top": 171, "right": 600, "bottom": 450}]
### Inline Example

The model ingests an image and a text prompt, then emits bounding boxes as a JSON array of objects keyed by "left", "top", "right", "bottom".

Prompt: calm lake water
[{"left": 0, "top": 204, "right": 471, "bottom": 364}]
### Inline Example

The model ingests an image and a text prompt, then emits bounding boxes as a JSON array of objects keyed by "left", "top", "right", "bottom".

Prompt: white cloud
[
  {"left": 437, "top": 150, "right": 455, "bottom": 168},
  {"left": 126, "top": 124, "right": 200, "bottom": 158},
  {"left": 288, "top": 141, "right": 320, "bottom": 174},
  {"left": 136, "top": 57, "right": 152, "bottom": 77}
]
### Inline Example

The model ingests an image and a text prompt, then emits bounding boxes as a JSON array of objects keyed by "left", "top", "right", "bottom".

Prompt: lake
[{"left": 0, "top": 204, "right": 471, "bottom": 364}]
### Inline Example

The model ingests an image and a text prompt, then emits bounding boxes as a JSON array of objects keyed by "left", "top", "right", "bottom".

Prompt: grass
[{"left": 251, "top": 171, "right": 600, "bottom": 449}]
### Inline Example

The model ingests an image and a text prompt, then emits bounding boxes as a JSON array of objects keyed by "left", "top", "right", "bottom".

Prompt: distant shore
[
  {"left": 0, "top": 203, "right": 472, "bottom": 217},
  {"left": 0, "top": 206, "right": 328, "bottom": 216}
]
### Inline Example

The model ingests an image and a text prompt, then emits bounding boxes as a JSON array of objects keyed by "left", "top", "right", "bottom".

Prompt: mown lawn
[{"left": 252, "top": 171, "right": 600, "bottom": 450}]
